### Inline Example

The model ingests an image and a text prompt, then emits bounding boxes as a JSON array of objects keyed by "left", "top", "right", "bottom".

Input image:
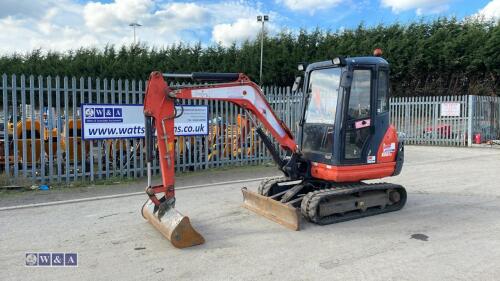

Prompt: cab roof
[{"left": 306, "top": 56, "right": 389, "bottom": 71}]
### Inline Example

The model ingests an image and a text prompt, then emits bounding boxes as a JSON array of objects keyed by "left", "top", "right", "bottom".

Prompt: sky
[{"left": 0, "top": 0, "right": 498, "bottom": 54}]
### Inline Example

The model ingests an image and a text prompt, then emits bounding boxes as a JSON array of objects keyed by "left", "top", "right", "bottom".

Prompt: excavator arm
[{"left": 141, "top": 71, "right": 299, "bottom": 248}]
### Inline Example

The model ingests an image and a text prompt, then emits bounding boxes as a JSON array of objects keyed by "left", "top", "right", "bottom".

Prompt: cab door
[{"left": 342, "top": 67, "right": 375, "bottom": 164}]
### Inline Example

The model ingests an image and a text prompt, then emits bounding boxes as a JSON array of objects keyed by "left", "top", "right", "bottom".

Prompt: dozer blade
[
  {"left": 241, "top": 187, "right": 300, "bottom": 231},
  {"left": 142, "top": 200, "right": 205, "bottom": 248}
]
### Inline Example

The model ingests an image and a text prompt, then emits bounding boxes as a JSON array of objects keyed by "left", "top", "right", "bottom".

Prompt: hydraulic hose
[{"left": 256, "top": 127, "right": 284, "bottom": 168}]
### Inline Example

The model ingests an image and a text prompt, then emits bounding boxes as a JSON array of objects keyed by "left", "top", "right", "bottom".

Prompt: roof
[
  {"left": 306, "top": 56, "right": 389, "bottom": 71},
  {"left": 346, "top": 56, "right": 389, "bottom": 66}
]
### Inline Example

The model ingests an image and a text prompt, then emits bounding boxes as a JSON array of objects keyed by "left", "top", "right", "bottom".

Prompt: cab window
[
  {"left": 304, "top": 68, "right": 341, "bottom": 124},
  {"left": 347, "top": 69, "right": 371, "bottom": 120},
  {"left": 302, "top": 67, "right": 341, "bottom": 155},
  {"left": 377, "top": 70, "right": 389, "bottom": 113}
]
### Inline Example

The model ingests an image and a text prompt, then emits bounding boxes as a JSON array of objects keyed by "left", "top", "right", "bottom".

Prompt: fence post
[
  {"left": 38, "top": 76, "right": 45, "bottom": 184},
  {"left": 29, "top": 75, "right": 36, "bottom": 182},
  {"left": 21, "top": 75, "right": 28, "bottom": 177},
  {"left": 12, "top": 74, "right": 19, "bottom": 179},
  {"left": 467, "top": 95, "right": 473, "bottom": 147},
  {"left": 2, "top": 74, "right": 9, "bottom": 177}
]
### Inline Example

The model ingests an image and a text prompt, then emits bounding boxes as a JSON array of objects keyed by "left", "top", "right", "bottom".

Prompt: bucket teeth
[
  {"left": 241, "top": 187, "right": 300, "bottom": 231},
  {"left": 142, "top": 200, "right": 205, "bottom": 248}
]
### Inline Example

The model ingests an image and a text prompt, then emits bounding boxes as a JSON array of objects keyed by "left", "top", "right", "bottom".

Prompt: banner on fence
[
  {"left": 173, "top": 105, "right": 209, "bottom": 136},
  {"left": 440, "top": 102, "right": 461, "bottom": 117},
  {"left": 82, "top": 104, "right": 208, "bottom": 140}
]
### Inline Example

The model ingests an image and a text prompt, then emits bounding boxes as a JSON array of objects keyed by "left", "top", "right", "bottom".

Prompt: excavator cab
[{"left": 298, "top": 57, "right": 403, "bottom": 181}]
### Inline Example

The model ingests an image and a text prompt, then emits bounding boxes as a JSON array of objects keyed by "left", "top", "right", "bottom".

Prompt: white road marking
[{"left": 0, "top": 177, "right": 271, "bottom": 211}]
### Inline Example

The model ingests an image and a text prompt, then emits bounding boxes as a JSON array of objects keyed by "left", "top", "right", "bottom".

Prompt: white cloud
[
  {"left": 474, "top": 0, "right": 500, "bottom": 21},
  {"left": 0, "top": 1, "right": 91, "bottom": 54},
  {"left": 83, "top": 0, "right": 154, "bottom": 32},
  {"left": 277, "top": 0, "right": 342, "bottom": 13},
  {"left": 381, "top": 0, "right": 451, "bottom": 15},
  {"left": 210, "top": 2, "right": 280, "bottom": 46},
  {"left": 212, "top": 18, "right": 262, "bottom": 46},
  {"left": 152, "top": 2, "right": 211, "bottom": 33},
  {"left": 0, "top": 0, "right": 269, "bottom": 54},
  {"left": 37, "top": 8, "right": 59, "bottom": 35}
]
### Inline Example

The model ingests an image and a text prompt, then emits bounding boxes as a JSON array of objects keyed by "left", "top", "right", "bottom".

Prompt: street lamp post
[
  {"left": 257, "top": 15, "right": 269, "bottom": 86},
  {"left": 129, "top": 22, "right": 142, "bottom": 44}
]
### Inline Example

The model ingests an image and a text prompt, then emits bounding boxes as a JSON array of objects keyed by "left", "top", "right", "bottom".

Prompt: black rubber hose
[
  {"left": 191, "top": 72, "right": 239, "bottom": 82},
  {"left": 256, "top": 127, "right": 284, "bottom": 168}
]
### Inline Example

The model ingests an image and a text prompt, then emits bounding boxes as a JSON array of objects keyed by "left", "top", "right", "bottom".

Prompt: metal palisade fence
[
  {"left": 390, "top": 95, "right": 470, "bottom": 146},
  {"left": 0, "top": 74, "right": 303, "bottom": 184},
  {"left": 470, "top": 95, "right": 500, "bottom": 142},
  {"left": 1, "top": 73, "right": 499, "bottom": 184},
  {"left": 390, "top": 95, "right": 500, "bottom": 146}
]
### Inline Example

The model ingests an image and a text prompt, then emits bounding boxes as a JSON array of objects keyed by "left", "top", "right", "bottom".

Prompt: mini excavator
[{"left": 141, "top": 51, "right": 406, "bottom": 248}]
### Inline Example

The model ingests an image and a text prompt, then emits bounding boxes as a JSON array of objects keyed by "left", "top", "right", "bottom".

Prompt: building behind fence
[{"left": 1, "top": 74, "right": 499, "bottom": 184}]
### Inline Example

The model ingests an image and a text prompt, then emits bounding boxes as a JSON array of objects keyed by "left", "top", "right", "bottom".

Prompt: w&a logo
[{"left": 25, "top": 252, "right": 78, "bottom": 267}]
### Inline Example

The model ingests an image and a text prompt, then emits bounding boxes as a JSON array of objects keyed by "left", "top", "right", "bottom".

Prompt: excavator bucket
[
  {"left": 142, "top": 200, "right": 205, "bottom": 248},
  {"left": 241, "top": 187, "right": 301, "bottom": 231}
]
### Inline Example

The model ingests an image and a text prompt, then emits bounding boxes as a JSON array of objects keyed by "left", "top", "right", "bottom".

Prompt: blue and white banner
[
  {"left": 173, "top": 105, "right": 209, "bottom": 136},
  {"left": 82, "top": 104, "right": 208, "bottom": 140}
]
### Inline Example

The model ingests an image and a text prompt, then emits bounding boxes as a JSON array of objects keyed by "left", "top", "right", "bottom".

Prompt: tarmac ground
[{"left": 1, "top": 146, "right": 500, "bottom": 281}]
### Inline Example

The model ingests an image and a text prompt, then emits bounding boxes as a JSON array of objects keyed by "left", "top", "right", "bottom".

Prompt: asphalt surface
[
  {"left": 0, "top": 164, "right": 280, "bottom": 208},
  {"left": 1, "top": 146, "right": 500, "bottom": 281}
]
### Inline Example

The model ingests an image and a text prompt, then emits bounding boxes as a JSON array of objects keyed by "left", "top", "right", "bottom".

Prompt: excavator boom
[{"left": 142, "top": 71, "right": 299, "bottom": 248}]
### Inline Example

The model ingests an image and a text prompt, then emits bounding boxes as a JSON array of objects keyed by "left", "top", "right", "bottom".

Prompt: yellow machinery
[
  {"left": 61, "top": 119, "right": 88, "bottom": 162},
  {"left": 17, "top": 119, "right": 45, "bottom": 164},
  {"left": 3, "top": 118, "right": 89, "bottom": 166},
  {"left": 207, "top": 114, "right": 261, "bottom": 162}
]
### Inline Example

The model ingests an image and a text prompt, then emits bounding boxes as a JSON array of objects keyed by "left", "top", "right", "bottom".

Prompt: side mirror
[
  {"left": 340, "top": 71, "right": 352, "bottom": 88},
  {"left": 292, "top": 76, "right": 302, "bottom": 92}
]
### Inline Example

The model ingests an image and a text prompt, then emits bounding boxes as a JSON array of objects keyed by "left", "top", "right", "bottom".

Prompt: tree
[{"left": 0, "top": 18, "right": 498, "bottom": 96}]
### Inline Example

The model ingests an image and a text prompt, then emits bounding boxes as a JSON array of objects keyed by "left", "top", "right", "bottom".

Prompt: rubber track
[{"left": 300, "top": 182, "right": 407, "bottom": 225}]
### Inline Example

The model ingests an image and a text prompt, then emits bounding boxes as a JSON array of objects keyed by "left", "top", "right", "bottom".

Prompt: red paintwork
[
  {"left": 310, "top": 162, "right": 396, "bottom": 182},
  {"left": 377, "top": 125, "right": 398, "bottom": 163},
  {"left": 310, "top": 125, "right": 399, "bottom": 182},
  {"left": 144, "top": 72, "right": 176, "bottom": 201}
]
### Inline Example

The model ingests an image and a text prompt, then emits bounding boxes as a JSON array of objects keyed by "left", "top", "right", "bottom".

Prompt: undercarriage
[{"left": 242, "top": 176, "right": 407, "bottom": 230}]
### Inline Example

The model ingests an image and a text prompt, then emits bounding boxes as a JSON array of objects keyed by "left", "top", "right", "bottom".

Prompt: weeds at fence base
[{"left": 0, "top": 173, "right": 32, "bottom": 190}]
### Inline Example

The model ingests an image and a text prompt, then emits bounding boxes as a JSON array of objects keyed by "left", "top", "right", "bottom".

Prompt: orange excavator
[{"left": 141, "top": 53, "right": 406, "bottom": 248}]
